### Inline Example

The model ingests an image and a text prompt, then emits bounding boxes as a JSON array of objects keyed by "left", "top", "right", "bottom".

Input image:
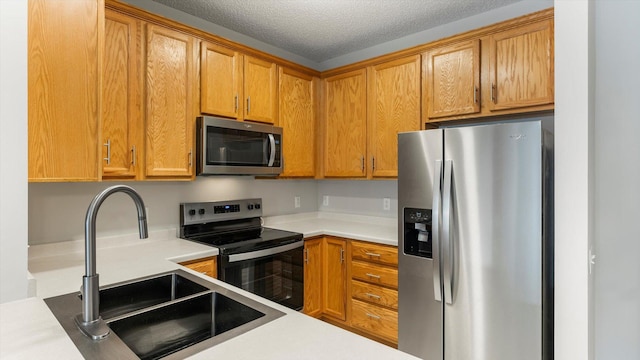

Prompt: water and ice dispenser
[{"left": 403, "top": 208, "right": 433, "bottom": 258}]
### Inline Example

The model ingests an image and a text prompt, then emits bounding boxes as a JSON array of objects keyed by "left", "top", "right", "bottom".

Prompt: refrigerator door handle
[
  {"left": 432, "top": 160, "right": 443, "bottom": 302},
  {"left": 442, "top": 159, "right": 454, "bottom": 305}
]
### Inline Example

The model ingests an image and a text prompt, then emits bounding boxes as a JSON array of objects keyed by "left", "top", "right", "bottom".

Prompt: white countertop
[
  {"left": 1, "top": 213, "right": 414, "bottom": 360},
  {"left": 264, "top": 211, "right": 398, "bottom": 245}
]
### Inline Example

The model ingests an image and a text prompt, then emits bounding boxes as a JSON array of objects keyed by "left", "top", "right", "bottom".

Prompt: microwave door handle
[{"left": 267, "top": 134, "right": 276, "bottom": 166}]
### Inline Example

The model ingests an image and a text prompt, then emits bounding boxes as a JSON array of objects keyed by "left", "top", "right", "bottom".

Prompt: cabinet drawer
[
  {"left": 351, "top": 280, "right": 398, "bottom": 310},
  {"left": 351, "top": 299, "right": 398, "bottom": 342},
  {"left": 179, "top": 257, "right": 217, "bottom": 278},
  {"left": 351, "top": 261, "right": 398, "bottom": 289},
  {"left": 351, "top": 241, "right": 398, "bottom": 266}
]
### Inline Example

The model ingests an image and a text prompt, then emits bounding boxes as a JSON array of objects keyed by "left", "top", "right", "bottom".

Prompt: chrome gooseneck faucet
[{"left": 75, "top": 185, "right": 148, "bottom": 340}]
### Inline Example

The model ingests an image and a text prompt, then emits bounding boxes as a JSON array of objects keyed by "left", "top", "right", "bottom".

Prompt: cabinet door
[
  {"left": 323, "top": 237, "right": 347, "bottom": 321},
  {"left": 244, "top": 56, "right": 277, "bottom": 123},
  {"left": 145, "top": 24, "right": 196, "bottom": 178},
  {"left": 303, "top": 238, "right": 323, "bottom": 318},
  {"left": 180, "top": 257, "right": 217, "bottom": 278},
  {"left": 200, "top": 42, "right": 242, "bottom": 118},
  {"left": 368, "top": 55, "right": 421, "bottom": 178},
  {"left": 488, "top": 20, "right": 554, "bottom": 111},
  {"left": 278, "top": 67, "right": 316, "bottom": 177},
  {"left": 424, "top": 40, "right": 480, "bottom": 119},
  {"left": 324, "top": 69, "right": 367, "bottom": 177},
  {"left": 28, "top": 0, "right": 100, "bottom": 182},
  {"left": 102, "top": 10, "right": 142, "bottom": 179}
]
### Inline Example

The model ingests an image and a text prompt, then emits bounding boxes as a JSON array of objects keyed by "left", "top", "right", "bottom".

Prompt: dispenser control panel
[{"left": 403, "top": 207, "right": 433, "bottom": 258}]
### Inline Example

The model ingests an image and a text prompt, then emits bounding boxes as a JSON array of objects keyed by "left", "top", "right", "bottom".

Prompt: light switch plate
[
  {"left": 383, "top": 198, "right": 391, "bottom": 211},
  {"left": 322, "top": 195, "right": 329, "bottom": 206},
  {"left": 294, "top": 196, "right": 301, "bottom": 208}
]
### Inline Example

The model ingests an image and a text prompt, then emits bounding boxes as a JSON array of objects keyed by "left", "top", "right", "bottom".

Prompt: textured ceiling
[{"left": 152, "top": 0, "right": 523, "bottom": 63}]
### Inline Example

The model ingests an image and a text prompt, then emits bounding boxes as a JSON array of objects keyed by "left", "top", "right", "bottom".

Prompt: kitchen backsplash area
[{"left": 28, "top": 178, "right": 397, "bottom": 245}]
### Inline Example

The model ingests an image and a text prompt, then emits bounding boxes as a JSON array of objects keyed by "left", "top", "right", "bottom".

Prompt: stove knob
[
  {"left": 255, "top": 203, "right": 261, "bottom": 210},
  {"left": 198, "top": 208, "right": 205, "bottom": 215},
  {"left": 188, "top": 209, "right": 196, "bottom": 216},
  {"left": 248, "top": 204, "right": 254, "bottom": 210}
]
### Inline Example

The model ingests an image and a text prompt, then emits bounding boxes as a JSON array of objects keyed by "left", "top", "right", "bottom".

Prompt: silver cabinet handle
[
  {"left": 366, "top": 313, "right": 381, "bottom": 320},
  {"left": 361, "top": 156, "right": 365, "bottom": 172},
  {"left": 340, "top": 248, "right": 345, "bottom": 263},
  {"left": 103, "top": 139, "right": 111, "bottom": 165},
  {"left": 365, "top": 293, "right": 381, "bottom": 300},
  {"left": 365, "top": 252, "right": 381, "bottom": 258},
  {"left": 366, "top": 273, "right": 381, "bottom": 279},
  {"left": 234, "top": 95, "right": 238, "bottom": 112},
  {"left": 131, "top": 145, "right": 136, "bottom": 166},
  {"left": 267, "top": 134, "right": 276, "bottom": 166},
  {"left": 432, "top": 160, "right": 443, "bottom": 302},
  {"left": 304, "top": 248, "right": 308, "bottom": 263},
  {"left": 247, "top": 96, "right": 251, "bottom": 113},
  {"left": 442, "top": 160, "right": 454, "bottom": 305},
  {"left": 372, "top": 157, "right": 375, "bottom": 171},
  {"left": 491, "top": 83, "right": 497, "bottom": 103},
  {"left": 474, "top": 86, "right": 479, "bottom": 104},
  {"left": 188, "top": 149, "right": 193, "bottom": 167}
]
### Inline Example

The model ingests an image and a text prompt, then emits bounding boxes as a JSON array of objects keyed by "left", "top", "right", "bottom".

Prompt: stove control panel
[{"left": 180, "top": 198, "right": 263, "bottom": 226}]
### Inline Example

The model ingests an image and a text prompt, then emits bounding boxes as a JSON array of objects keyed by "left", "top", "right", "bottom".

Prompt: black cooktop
[{"left": 184, "top": 227, "right": 303, "bottom": 255}]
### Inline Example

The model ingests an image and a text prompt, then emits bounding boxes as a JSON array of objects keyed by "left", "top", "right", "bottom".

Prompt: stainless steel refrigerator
[{"left": 398, "top": 119, "right": 553, "bottom": 360}]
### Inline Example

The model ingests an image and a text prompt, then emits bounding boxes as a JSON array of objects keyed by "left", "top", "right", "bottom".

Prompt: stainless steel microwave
[{"left": 196, "top": 116, "right": 283, "bottom": 176}]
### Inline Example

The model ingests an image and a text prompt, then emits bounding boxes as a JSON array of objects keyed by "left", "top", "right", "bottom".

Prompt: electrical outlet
[
  {"left": 383, "top": 198, "right": 391, "bottom": 211},
  {"left": 323, "top": 195, "right": 329, "bottom": 207},
  {"left": 294, "top": 196, "right": 301, "bottom": 208}
]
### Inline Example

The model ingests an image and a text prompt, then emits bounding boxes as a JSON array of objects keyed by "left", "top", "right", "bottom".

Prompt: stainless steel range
[{"left": 179, "top": 199, "right": 304, "bottom": 311}]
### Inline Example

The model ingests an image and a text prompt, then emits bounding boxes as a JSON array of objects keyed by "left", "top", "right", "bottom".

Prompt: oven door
[{"left": 218, "top": 240, "right": 303, "bottom": 311}]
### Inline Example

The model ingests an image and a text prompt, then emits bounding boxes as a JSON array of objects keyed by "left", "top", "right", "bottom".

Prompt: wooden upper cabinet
[
  {"left": 324, "top": 69, "right": 367, "bottom": 177},
  {"left": 424, "top": 40, "right": 480, "bottom": 119},
  {"left": 304, "top": 238, "right": 323, "bottom": 318},
  {"left": 144, "top": 24, "right": 197, "bottom": 179},
  {"left": 102, "top": 10, "right": 142, "bottom": 180},
  {"left": 28, "top": 0, "right": 100, "bottom": 182},
  {"left": 278, "top": 67, "right": 316, "bottom": 177},
  {"left": 323, "top": 237, "right": 347, "bottom": 321},
  {"left": 368, "top": 55, "right": 421, "bottom": 178},
  {"left": 244, "top": 56, "right": 278, "bottom": 124},
  {"left": 200, "top": 42, "right": 242, "bottom": 119},
  {"left": 487, "top": 19, "right": 554, "bottom": 111}
]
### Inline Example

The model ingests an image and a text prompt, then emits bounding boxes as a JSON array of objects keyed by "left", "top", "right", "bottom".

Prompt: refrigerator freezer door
[
  {"left": 398, "top": 129, "right": 443, "bottom": 360},
  {"left": 443, "top": 122, "right": 543, "bottom": 360}
]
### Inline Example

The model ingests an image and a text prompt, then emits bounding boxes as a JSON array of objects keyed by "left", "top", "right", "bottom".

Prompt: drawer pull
[
  {"left": 366, "top": 273, "right": 381, "bottom": 279},
  {"left": 365, "top": 293, "right": 381, "bottom": 300},
  {"left": 365, "top": 252, "right": 381, "bottom": 258},
  {"left": 366, "top": 313, "right": 381, "bottom": 320}
]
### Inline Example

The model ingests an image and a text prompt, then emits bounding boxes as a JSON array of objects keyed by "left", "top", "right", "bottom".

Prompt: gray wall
[
  {"left": 594, "top": 1, "right": 640, "bottom": 358},
  {"left": 28, "top": 178, "right": 317, "bottom": 245}
]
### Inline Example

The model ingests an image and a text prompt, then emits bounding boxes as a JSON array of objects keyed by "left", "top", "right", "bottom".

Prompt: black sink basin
[
  {"left": 45, "top": 269, "right": 285, "bottom": 359},
  {"left": 94, "top": 273, "right": 209, "bottom": 320},
  {"left": 109, "top": 292, "right": 265, "bottom": 360}
]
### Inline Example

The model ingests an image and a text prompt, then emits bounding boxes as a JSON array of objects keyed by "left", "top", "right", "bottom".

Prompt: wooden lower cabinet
[
  {"left": 179, "top": 256, "right": 217, "bottom": 278},
  {"left": 303, "top": 237, "right": 398, "bottom": 346},
  {"left": 303, "top": 237, "right": 323, "bottom": 317},
  {"left": 351, "top": 298, "right": 399, "bottom": 343},
  {"left": 322, "top": 237, "right": 347, "bottom": 321}
]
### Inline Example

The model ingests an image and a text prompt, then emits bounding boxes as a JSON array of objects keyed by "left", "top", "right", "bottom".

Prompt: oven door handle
[{"left": 227, "top": 240, "right": 303, "bottom": 263}]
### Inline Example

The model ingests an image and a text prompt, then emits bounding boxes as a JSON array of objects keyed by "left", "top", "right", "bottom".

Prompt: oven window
[{"left": 221, "top": 247, "right": 303, "bottom": 310}]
